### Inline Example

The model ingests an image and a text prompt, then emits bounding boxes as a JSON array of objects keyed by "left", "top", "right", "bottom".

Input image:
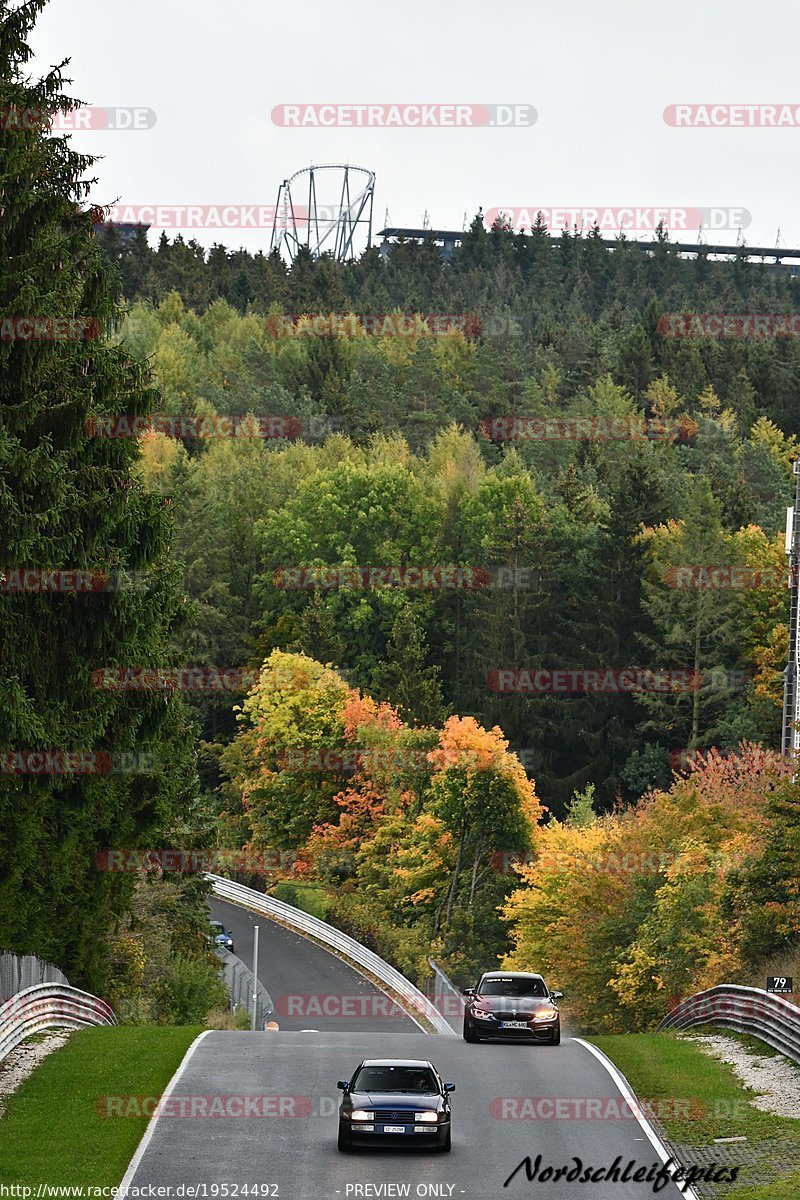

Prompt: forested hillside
[
  {"left": 3, "top": 0, "right": 798, "bottom": 1020},
  {"left": 112, "top": 264, "right": 795, "bottom": 809},
  {"left": 87, "top": 228, "right": 800, "bottom": 1019}
]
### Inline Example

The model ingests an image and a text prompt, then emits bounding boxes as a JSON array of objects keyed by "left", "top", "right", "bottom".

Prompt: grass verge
[
  {"left": 717, "top": 1174, "right": 800, "bottom": 1199},
  {"left": 0, "top": 1025, "right": 201, "bottom": 1186},
  {"left": 270, "top": 880, "right": 331, "bottom": 920},
  {"left": 589, "top": 1031, "right": 800, "bottom": 1198}
]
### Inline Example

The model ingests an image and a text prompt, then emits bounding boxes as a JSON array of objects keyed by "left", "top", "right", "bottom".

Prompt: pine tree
[{"left": 0, "top": 0, "right": 195, "bottom": 989}]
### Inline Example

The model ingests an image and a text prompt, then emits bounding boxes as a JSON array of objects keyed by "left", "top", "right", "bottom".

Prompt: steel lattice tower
[{"left": 270, "top": 165, "right": 375, "bottom": 263}]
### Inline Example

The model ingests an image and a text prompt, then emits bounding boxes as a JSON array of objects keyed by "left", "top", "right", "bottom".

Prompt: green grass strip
[
  {"left": 0, "top": 1025, "right": 201, "bottom": 1186},
  {"left": 720, "top": 1172, "right": 800, "bottom": 1199},
  {"left": 590, "top": 1031, "right": 800, "bottom": 1197}
]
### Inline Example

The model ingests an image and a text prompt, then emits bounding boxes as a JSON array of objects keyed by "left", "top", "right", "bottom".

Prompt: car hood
[
  {"left": 474, "top": 996, "right": 555, "bottom": 1014},
  {"left": 350, "top": 1092, "right": 441, "bottom": 1111}
]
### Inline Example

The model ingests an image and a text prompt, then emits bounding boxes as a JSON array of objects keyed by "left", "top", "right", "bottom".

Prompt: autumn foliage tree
[
  {"left": 221, "top": 652, "right": 542, "bottom": 981},
  {"left": 502, "top": 748, "right": 794, "bottom": 1031}
]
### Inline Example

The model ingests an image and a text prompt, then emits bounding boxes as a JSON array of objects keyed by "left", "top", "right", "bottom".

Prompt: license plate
[
  {"left": 500, "top": 1020, "right": 528, "bottom": 1029},
  {"left": 382, "top": 1125, "right": 407, "bottom": 1133}
]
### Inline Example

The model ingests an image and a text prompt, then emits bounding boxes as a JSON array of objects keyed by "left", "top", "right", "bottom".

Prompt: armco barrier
[
  {"left": 207, "top": 874, "right": 456, "bottom": 1036},
  {"left": 0, "top": 952, "right": 69, "bottom": 1002},
  {"left": 428, "top": 956, "right": 465, "bottom": 1033},
  {"left": 215, "top": 945, "right": 274, "bottom": 1029},
  {"left": 659, "top": 985, "right": 800, "bottom": 1064},
  {"left": 0, "top": 983, "right": 117, "bottom": 1063}
]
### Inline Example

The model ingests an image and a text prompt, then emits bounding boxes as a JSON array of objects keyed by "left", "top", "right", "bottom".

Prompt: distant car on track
[
  {"left": 337, "top": 1058, "right": 454, "bottom": 1152},
  {"left": 462, "top": 971, "right": 562, "bottom": 1044},
  {"left": 209, "top": 919, "right": 235, "bottom": 954}
]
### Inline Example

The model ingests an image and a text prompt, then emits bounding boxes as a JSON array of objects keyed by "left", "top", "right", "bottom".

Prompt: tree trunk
[
  {"left": 690, "top": 613, "right": 701, "bottom": 750},
  {"left": 468, "top": 837, "right": 485, "bottom": 908},
  {"left": 444, "top": 819, "right": 467, "bottom": 931}
]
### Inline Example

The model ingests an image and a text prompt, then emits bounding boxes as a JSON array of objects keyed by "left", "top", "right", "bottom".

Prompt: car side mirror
[
  {"left": 551, "top": 991, "right": 563, "bottom": 1000},
  {"left": 444, "top": 1083, "right": 456, "bottom": 1093},
  {"left": 336, "top": 1080, "right": 348, "bottom": 1091},
  {"left": 462, "top": 988, "right": 475, "bottom": 996}
]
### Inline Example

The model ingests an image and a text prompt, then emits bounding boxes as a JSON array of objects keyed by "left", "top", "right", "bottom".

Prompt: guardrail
[
  {"left": 208, "top": 874, "right": 456, "bottom": 1036},
  {"left": 215, "top": 946, "right": 274, "bottom": 1029},
  {"left": 659, "top": 985, "right": 800, "bottom": 1064},
  {"left": 428, "top": 957, "right": 465, "bottom": 1033},
  {"left": 0, "top": 983, "right": 117, "bottom": 1063},
  {"left": 0, "top": 952, "right": 69, "bottom": 1002}
]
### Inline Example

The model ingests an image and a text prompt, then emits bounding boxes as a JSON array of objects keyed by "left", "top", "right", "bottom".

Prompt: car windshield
[
  {"left": 352, "top": 1066, "right": 438, "bottom": 1094},
  {"left": 478, "top": 977, "right": 547, "bottom": 997}
]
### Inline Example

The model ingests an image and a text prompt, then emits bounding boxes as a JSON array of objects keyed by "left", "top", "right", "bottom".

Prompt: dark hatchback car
[
  {"left": 462, "top": 971, "right": 562, "bottom": 1044},
  {"left": 209, "top": 920, "right": 234, "bottom": 954},
  {"left": 337, "top": 1059, "right": 454, "bottom": 1152}
]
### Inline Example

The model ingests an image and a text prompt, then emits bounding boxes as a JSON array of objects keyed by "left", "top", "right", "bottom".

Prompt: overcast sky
[{"left": 28, "top": 0, "right": 800, "bottom": 257}]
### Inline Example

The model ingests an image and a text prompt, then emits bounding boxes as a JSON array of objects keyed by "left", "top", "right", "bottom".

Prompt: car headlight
[
  {"left": 473, "top": 1007, "right": 494, "bottom": 1020},
  {"left": 349, "top": 1109, "right": 373, "bottom": 1122},
  {"left": 414, "top": 1111, "right": 440, "bottom": 1124},
  {"left": 533, "top": 1009, "right": 559, "bottom": 1021}
]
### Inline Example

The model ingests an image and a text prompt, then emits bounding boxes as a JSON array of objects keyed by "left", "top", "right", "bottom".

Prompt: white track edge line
[
  {"left": 572, "top": 1037, "right": 701, "bottom": 1200},
  {"left": 215, "top": 893, "right": 433, "bottom": 1035},
  {"left": 118, "top": 1029, "right": 212, "bottom": 1190}
]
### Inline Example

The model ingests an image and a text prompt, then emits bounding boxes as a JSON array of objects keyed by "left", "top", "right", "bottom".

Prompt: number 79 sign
[{"left": 766, "top": 977, "right": 793, "bottom": 994}]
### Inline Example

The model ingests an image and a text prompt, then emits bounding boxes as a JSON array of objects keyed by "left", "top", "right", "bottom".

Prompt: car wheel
[
  {"left": 439, "top": 1126, "right": 451, "bottom": 1152},
  {"left": 550, "top": 1027, "right": 561, "bottom": 1045},
  {"left": 337, "top": 1122, "right": 352, "bottom": 1151},
  {"left": 463, "top": 1018, "right": 478, "bottom": 1043}
]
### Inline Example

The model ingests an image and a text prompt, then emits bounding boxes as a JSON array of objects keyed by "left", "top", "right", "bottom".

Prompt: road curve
[
  {"left": 209, "top": 898, "right": 419, "bottom": 1034},
  {"left": 122, "top": 1030, "right": 696, "bottom": 1199}
]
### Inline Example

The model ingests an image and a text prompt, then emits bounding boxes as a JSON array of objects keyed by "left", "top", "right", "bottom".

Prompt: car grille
[
  {"left": 370, "top": 1110, "right": 418, "bottom": 1122},
  {"left": 479, "top": 1013, "right": 531, "bottom": 1021}
]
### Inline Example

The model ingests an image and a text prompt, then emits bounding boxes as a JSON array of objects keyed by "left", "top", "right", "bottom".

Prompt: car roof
[
  {"left": 358, "top": 1059, "right": 434, "bottom": 1068},
  {"left": 480, "top": 971, "right": 545, "bottom": 981}
]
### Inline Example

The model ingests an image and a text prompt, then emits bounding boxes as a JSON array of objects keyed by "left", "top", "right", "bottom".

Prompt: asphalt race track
[
  {"left": 123, "top": 1029, "right": 696, "bottom": 1199},
  {"left": 209, "top": 898, "right": 420, "bottom": 1034}
]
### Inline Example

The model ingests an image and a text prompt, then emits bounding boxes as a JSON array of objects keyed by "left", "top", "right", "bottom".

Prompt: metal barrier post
[{"left": 251, "top": 925, "right": 259, "bottom": 1031}]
